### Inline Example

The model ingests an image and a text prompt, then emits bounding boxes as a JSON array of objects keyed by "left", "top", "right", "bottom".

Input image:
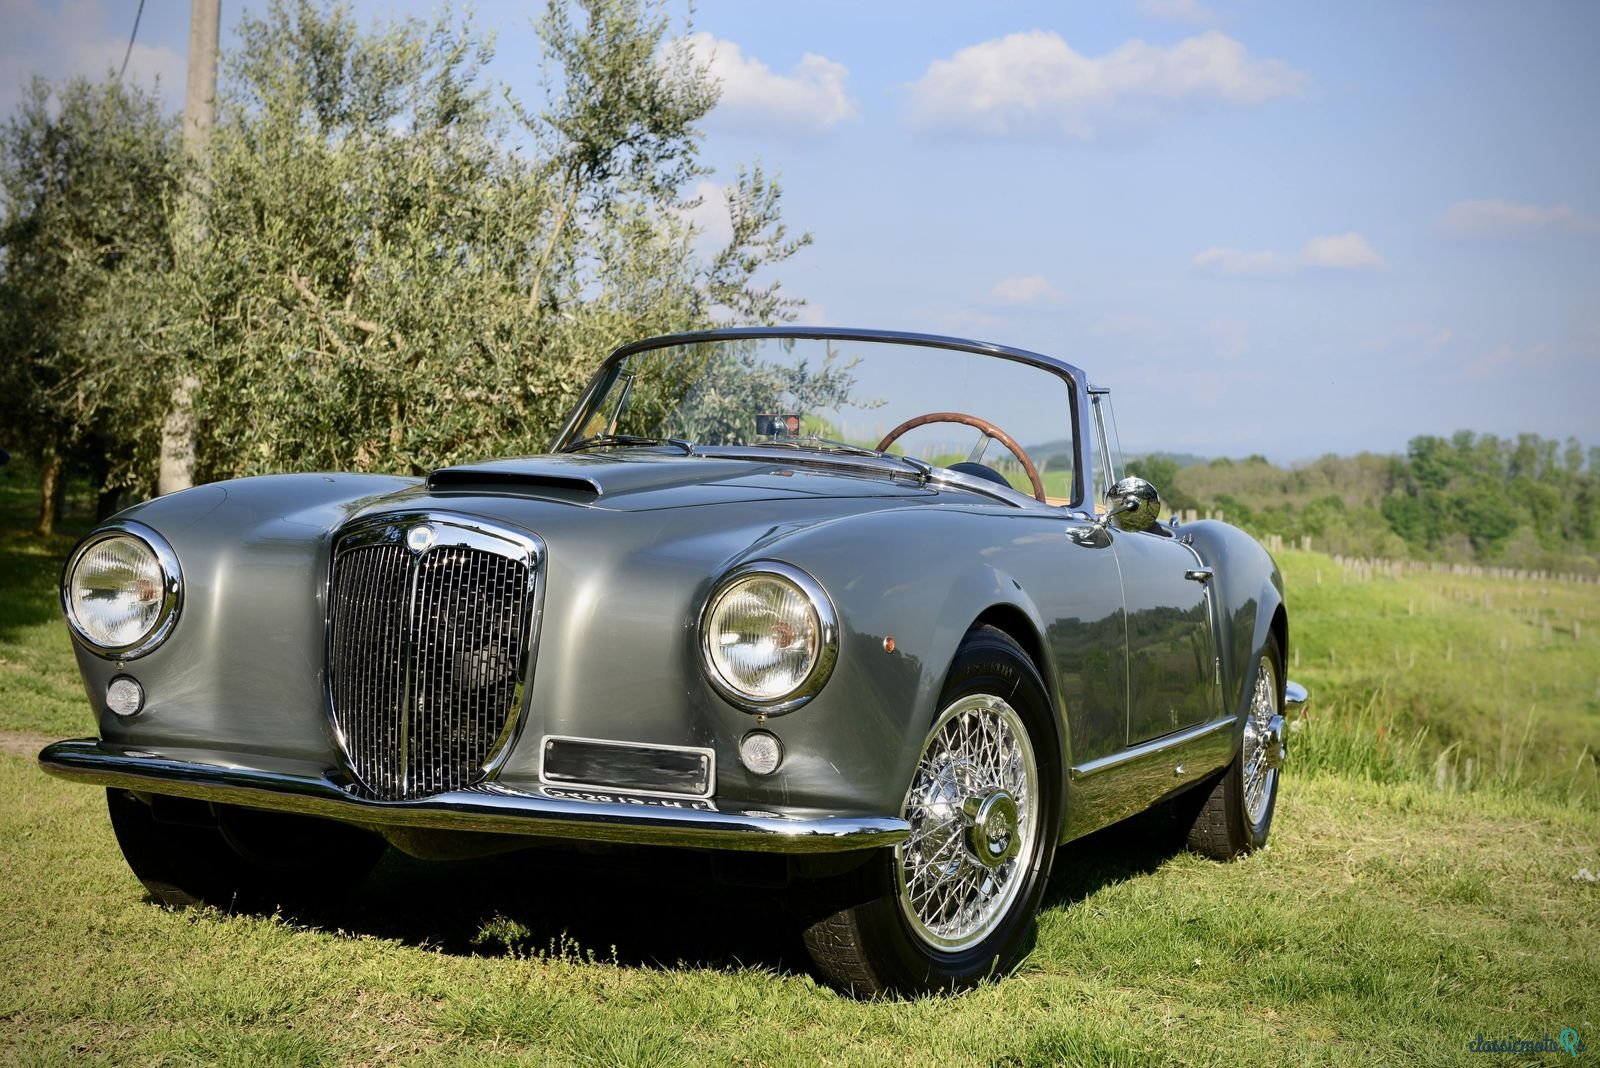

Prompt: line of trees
[
  {"left": 1, "top": 0, "right": 809, "bottom": 534},
  {"left": 1131, "top": 432, "right": 1600, "bottom": 572}
]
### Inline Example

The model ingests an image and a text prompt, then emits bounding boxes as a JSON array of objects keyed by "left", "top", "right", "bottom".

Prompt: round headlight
[
  {"left": 63, "top": 524, "right": 181, "bottom": 657},
  {"left": 701, "top": 563, "right": 837, "bottom": 714}
]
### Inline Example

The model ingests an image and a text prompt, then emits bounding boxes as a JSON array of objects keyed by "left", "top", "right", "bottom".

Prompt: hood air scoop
[{"left": 427, "top": 464, "right": 602, "bottom": 500}]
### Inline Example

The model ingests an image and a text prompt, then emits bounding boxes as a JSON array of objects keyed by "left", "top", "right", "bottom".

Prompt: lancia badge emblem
[{"left": 405, "top": 524, "right": 436, "bottom": 553}]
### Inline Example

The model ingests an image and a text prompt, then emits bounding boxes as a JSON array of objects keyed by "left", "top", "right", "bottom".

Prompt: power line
[{"left": 118, "top": 0, "right": 147, "bottom": 81}]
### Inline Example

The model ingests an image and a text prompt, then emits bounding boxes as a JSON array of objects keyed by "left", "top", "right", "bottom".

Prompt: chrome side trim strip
[
  {"left": 38, "top": 740, "right": 906, "bottom": 854},
  {"left": 1069, "top": 715, "right": 1237, "bottom": 780}
]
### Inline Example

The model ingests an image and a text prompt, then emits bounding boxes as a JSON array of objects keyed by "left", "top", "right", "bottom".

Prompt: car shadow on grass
[
  {"left": 1040, "top": 801, "right": 1194, "bottom": 912},
  {"left": 262, "top": 841, "right": 811, "bottom": 979},
  {"left": 236, "top": 801, "right": 1195, "bottom": 983}
]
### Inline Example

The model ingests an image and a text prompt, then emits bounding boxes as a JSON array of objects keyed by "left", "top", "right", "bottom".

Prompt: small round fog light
[
  {"left": 106, "top": 676, "right": 144, "bottom": 717},
  {"left": 739, "top": 730, "right": 783, "bottom": 775}
]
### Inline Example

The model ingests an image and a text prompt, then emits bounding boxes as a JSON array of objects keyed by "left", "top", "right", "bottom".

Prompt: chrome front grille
[{"left": 327, "top": 516, "right": 539, "bottom": 801}]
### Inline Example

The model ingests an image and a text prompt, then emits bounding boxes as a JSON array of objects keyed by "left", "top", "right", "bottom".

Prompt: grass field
[
  {"left": 1, "top": 465, "right": 1597, "bottom": 1064},
  {"left": 1275, "top": 549, "right": 1599, "bottom": 808}
]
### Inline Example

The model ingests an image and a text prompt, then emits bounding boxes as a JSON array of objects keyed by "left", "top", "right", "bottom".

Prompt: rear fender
[{"left": 1177, "top": 520, "right": 1285, "bottom": 732}]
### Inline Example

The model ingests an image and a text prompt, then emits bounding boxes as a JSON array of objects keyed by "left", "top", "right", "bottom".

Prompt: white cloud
[
  {"left": 1193, "top": 232, "right": 1384, "bottom": 276},
  {"left": 0, "top": 0, "right": 185, "bottom": 116},
  {"left": 1300, "top": 232, "right": 1385, "bottom": 270},
  {"left": 1441, "top": 199, "right": 1600, "bottom": 239},
  {"left": 986, "top": 274, "right": 1066, "bottom": 308},
  {"left": 678, "top": 33, "right": 856, "bottom": 136},
  {"left": 679, "top": 180, "right": 733, "bottom": 252},
  {"left": 1192, "top": 246, "right": 1296, "bottom": 277},
  {"left": 905, "top": 30, "right": 1304, "bottom": 141},
  {"left": 1136, "top": 0, "right": 1219, "bottom": 26}
]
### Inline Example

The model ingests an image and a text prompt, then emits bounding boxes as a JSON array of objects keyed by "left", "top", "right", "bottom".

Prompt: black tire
[
  {"left": 1185, "top": 635, "right": 1285, "bottom": 860},
  {"left": 106, "top": 789, "right": 385, "bottom": 910},
  {"left": 802, "top": 625, "right": 1062, "bottom": 996}
]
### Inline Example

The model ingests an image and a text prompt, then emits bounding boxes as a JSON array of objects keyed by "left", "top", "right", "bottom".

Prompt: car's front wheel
[
  {"left": 802, "top": 626, "right": 1061, "bottom": 996},
  {"left": 106, "top": 789, "right": 385, "bottom": 910}
]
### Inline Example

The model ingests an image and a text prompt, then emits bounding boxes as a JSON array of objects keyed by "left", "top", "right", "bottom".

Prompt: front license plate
[{"left": 540, "top": 735, "right": 714, "bottom": 798}]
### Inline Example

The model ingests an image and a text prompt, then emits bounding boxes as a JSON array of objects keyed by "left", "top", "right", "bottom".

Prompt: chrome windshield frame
[{"left": 549, "top": 327, "right": 1091, "bottom": 510}]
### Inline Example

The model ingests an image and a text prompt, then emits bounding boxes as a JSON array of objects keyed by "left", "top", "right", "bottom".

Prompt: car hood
[{"left": 424, "top": 452, "right": 940, "bottom": 511}]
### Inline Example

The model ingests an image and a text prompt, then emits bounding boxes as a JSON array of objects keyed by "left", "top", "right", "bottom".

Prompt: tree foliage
[
  {"left": 1160, "top": 431, "right": 1599, "bottom": 572},
  {"left": 2, "top": 0, "right": 811, "bottom": 506},
  {"left": 598, "top": 340, "right": 866, "bottom": 446},
  {"left": 0, "top": 76, "right": 182, "bottom": 530}
]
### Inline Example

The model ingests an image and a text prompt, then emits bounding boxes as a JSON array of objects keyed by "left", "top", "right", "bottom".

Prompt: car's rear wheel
[
  {"left": 106, "top": 789, "right": 385, "bottom": 910},
  {"left": 802, "top": 626, "right": 1061, "bottom": 996},
  {"left": 1185, "top": 635, "right": 1285, "bottom": 859}
]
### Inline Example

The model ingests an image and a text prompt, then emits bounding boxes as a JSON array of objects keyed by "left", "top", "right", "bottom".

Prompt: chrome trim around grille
[
  {"left": 325, "top": 512, "right": 545, "bottom": 801},
  {"left": 39, "top": 740, "right": 907, "bottom": 854}
]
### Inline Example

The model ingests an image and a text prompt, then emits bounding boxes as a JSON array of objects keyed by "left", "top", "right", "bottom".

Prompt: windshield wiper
[{"left": 561, "top": 434, "right": 694, "bottom": 455}]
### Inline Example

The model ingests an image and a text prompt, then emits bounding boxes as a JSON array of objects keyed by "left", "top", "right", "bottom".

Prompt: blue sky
[{"left": 4, "top": 0, "right": 1597, "bottom": 462}]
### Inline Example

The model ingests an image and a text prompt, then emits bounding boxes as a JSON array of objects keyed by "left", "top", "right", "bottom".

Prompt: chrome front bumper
[{"left": 38, "top": 739, "right": 908, "bottom": 855}]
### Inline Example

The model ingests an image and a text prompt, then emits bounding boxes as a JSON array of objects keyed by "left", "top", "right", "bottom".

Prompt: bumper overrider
[{"left": 37, "top": 739, "right": 910, "bottom": 854}]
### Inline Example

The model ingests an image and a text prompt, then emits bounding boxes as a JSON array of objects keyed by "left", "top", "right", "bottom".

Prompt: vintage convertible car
[{"left": 40, "top": 327, "right": 1302, "bottom": 996}]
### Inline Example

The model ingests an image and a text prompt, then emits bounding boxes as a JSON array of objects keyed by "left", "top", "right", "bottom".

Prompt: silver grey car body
[{"left": 41, "top": 327, "right": 1300, "bottom": 995}]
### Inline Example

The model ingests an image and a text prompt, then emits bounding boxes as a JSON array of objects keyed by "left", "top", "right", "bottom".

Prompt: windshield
[{"left": 559, "top": 334, "right": 1081, "bottom": 504}]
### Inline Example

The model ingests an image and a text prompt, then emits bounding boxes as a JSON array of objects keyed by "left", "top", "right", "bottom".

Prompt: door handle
[{"left": 1184, "top": 568, "right": 1213, "bottom": 583}]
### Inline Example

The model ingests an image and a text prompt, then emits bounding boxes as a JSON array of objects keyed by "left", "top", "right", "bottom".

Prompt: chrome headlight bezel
[
  {"left": 61, "top": 521, "right": 183, "bottom": 659},
  {"left": 698, "top": 561, "right": 838, "bottom": 715}
]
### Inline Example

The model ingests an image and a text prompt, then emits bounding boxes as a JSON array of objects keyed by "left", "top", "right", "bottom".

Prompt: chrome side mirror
[{"left": 1106, "top": 476, "right": 1161, "bottom": 533}]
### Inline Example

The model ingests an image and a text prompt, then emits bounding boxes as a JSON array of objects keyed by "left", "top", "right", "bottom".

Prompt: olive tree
[
  {"left": 0, "top": 76, "right": 182, "bottom": 532},
  {"left": 147, "top": 0, "right": 810, "bottom": 483}
]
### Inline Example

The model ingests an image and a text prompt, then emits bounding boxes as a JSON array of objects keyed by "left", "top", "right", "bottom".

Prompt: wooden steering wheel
[{"left": 875, "top": 411, "right": 1047, "bottom": 502}]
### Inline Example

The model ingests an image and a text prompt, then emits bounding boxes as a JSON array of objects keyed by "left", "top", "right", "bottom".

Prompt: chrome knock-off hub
[{"left": 963, "top": 789, "right": 1021, "bottom": 869}]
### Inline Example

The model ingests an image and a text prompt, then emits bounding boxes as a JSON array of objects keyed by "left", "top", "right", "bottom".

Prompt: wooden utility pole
[{"left": 158, "top": 0, "right": 219, "bottom": 495}]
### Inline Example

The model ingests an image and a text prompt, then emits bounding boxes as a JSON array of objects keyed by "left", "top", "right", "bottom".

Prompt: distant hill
[
  {"left": 1133, "top": 450, "right": 1209, "bottom": 469},
  {"left": 1025, "top": 440, "right": 1209, "bottom": 469}
]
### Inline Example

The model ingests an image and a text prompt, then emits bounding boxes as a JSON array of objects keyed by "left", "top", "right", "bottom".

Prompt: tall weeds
[{"left": 1288, "top": 685, "right": 1598, "bottom": 810}]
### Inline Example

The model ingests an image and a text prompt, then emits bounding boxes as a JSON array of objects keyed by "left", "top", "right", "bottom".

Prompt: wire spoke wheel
[
  {"left": 895, "top": 693, "right": 1039, "bottom": 951},
  {"left": 801, "top": 626, "right": 1058, "bottom": 995},
  {"left": 1185, "top": 635, "right": 1285, "bottom": 860},
  {"left": 1240, "top": 655, "right": 1284, "bottom": 827}
]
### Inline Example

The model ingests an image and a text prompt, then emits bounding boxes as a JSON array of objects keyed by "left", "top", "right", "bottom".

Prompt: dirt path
[{"left": 0, "top": 731, "right": 56, "bottom": 759}]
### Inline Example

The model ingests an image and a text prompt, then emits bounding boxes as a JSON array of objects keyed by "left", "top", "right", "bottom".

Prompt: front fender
[
  {"left": 68, "top": 474, "right": 420, "bottom": 757},
  {"left": 750, "top": 508, "right": 1069, "bottom": 819}
]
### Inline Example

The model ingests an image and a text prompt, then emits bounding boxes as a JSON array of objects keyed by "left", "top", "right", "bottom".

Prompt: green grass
[
  {"left": 2, "top": 475, "right": 1598, "bottom": 1062},
  {"left": 1276, "top": 549, "right": 1600, "bottom": 808},
  {"left": 0, "top": 463, "right": 95, "bottom": 739},
  {"left": 1, "top": 757, "right": 1594, "bottom": 1065}
]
